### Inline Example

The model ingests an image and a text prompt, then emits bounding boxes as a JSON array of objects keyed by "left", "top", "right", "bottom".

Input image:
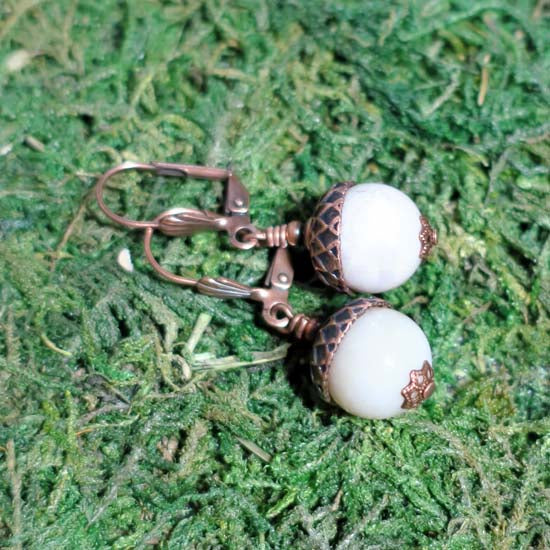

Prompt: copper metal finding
[
  {"left": 419, "top": 215, "right": 438, "bottom": 260},
  {"left": 144, "top": 226, "right": 316, "bottom": 338},
  {"left": 95, "top": 160, "right": 302, "bottom": 250},
  {"left": 400, "top": 360, "right": 435, "bottom": 409},
  {"left": 254, "top": 221, "right": 302, "bottom": 248},
  {"left": 304, "top": 182, "right": 352, "bottom": 294},
  {"left": 95, "top": 161, "right": 314, "bottom": 338},
  {"left": 310, "top": 297, "right": 390, "bottom": 401}
]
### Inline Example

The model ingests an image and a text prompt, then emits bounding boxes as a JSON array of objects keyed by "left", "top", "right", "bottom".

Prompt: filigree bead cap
[
  {"left": 311, "top": 298, "right": 434, "bottom": 419},
  {"left": 305, "top": 183, "right": 436, "bottom": 294}
]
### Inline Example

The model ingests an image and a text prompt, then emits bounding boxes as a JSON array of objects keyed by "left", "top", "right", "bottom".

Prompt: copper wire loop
[
  {"left": 95, "top": 161, "right": 161, "bottom": 229},
  {"left": 143, "top": 226, "right": 198, "bottom": 288},
  {"left": 269, "top": 303, "right": 319, "bottom": 341}
]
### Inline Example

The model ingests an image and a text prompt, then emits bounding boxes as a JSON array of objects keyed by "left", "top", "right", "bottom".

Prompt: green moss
[{"left": 0, "top": 0, "right": 549, "bottom": 548}]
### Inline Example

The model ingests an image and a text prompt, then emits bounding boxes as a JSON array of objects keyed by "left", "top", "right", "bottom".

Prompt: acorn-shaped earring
[
  {"left": 95, "top": 162, "right": 437, "bottom": 419},
  {"left": 97, "top": 162, "right": 437, "bottom": 295},
  {"left": 311, "top": 297, "right": 434, "bottom": 419},
  {"left": 305, "top": 183, "right": 438, "bottom": 294}
]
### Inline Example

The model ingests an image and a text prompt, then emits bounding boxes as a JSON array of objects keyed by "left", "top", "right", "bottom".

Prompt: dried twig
[{"left": 6, "top": 440, "right": 22, "bottom": 550}]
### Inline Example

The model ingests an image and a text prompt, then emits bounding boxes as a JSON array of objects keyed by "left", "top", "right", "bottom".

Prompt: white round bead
[
  {"left": 340, "top": 183, "right": 422, "bottom": 293},
  {"left": 327, "top": 308, "right": 432, "bottom": 419}
]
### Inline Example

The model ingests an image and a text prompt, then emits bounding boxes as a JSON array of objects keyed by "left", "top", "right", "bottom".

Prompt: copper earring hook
[
  {"left": 143, "top": 224, "right": 318, "bottom": 339},
  {"left": 96, "top": 160, "right": 303, "bottom": 249},
  {"left": 95, "top": 161, "right": 159, "bottom": 229},
  {"left": 95, "top": 160, "right": 317, "bottom": 339},
  {"left": 95, "top": 160, "right": 259, "bottom": 248}
]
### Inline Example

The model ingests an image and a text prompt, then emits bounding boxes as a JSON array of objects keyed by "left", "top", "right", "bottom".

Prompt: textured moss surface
[{"left": 1, "top": 1, "right": 549, "bottom": 548}]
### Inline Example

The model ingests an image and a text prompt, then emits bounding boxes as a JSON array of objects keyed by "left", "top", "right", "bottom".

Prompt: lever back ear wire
[
  {"left": 95, "top": 161, "right": 318, "bottom": 340},
  {"left": 95, "top": 160, "right": 302, "bottom": 250},
  {"left": 143, "top": 224, "right": 319, "bottom": 340}
]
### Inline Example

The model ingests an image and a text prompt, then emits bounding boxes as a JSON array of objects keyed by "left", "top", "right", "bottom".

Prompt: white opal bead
[
  {"left": 327, "top": 308, "right": 432, "bottom": 419},
  {"left": 340, "top": 183, "right": 422, "bottom": 293}
]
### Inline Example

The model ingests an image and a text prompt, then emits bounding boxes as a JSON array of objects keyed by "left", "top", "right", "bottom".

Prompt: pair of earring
[{"left": 95, "top": 161, "right": 438, "bottom": 420}]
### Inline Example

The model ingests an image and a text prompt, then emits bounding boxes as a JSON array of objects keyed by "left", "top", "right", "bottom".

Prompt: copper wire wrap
[
  {"left": 287, "top": 313, "right": 320, "bottom": 341},
  {"left": 256, "top": 221, "right": 302, "bottom": 248}
]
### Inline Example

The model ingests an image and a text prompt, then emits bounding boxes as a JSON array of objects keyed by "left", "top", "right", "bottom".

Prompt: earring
[
  {"left": 311, "top": 297, "right": 434, "bottom": 419},
  {"left": 96, "top": 161, "right": 437, "bottom": 294},
  {"left": 305, "top": 182, "right": 438, "bottom": 294},
  {"left": 95, "top": 161, "right": 436, "bottom": 419}
]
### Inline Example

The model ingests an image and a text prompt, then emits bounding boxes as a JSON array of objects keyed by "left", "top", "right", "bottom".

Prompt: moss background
[{"left": 1, "top": 0, "right": 549, "bottom": 548}]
